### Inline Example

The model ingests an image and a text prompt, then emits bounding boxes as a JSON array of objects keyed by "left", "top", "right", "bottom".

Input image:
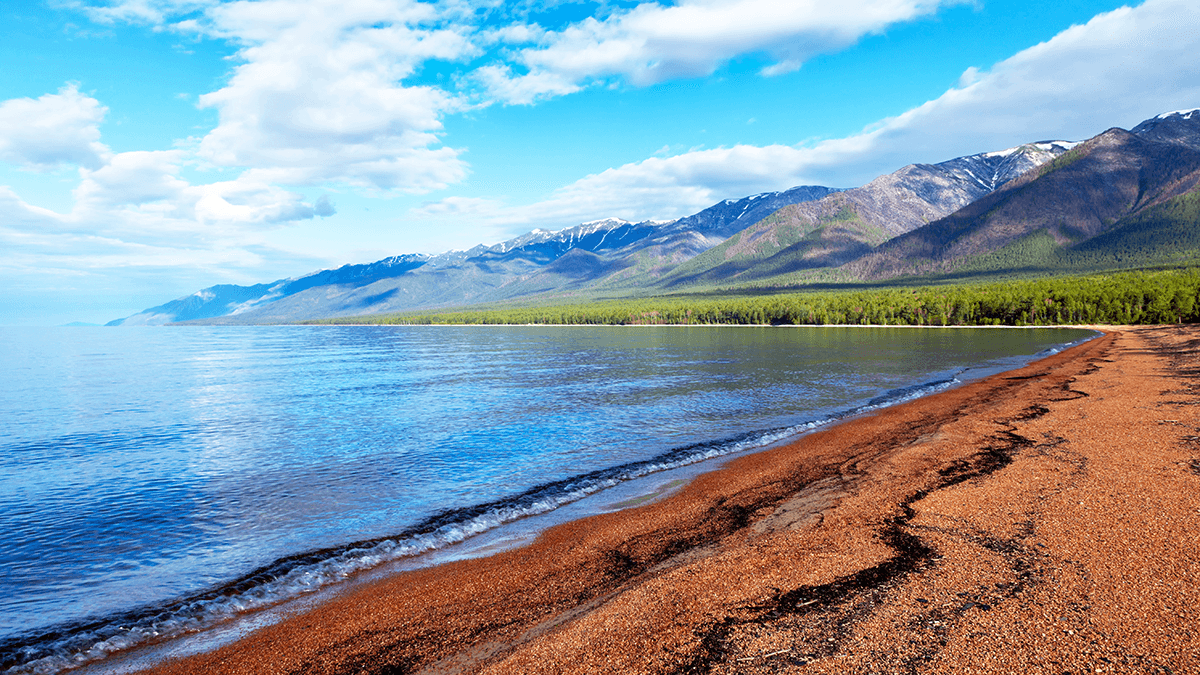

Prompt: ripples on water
[{"left": 0, "top": 325, "right": 1093, "bottom": 673}]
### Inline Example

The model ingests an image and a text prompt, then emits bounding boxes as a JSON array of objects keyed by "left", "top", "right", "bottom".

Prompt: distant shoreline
[{"left": 283, "top": 322, "right": 1111, "bottom": 329}]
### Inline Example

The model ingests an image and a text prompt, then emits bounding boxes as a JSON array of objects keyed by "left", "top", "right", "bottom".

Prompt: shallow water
[{"left": 0, "top": 325, "right": 1092, "bottom": 673}]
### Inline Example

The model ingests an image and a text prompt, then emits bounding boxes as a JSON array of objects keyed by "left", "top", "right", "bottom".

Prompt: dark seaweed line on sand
[{"left": 669, "top": 360, "right": 1099, "bottom": 674}]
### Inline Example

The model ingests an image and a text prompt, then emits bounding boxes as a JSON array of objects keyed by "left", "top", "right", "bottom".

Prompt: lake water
[{"left": 0, "top": 325, "right": 1093, "bottom": 674}]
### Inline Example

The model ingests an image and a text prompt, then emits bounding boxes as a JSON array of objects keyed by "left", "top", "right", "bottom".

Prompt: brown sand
[{"left": 141, "top": 326, "right": 1200, "bottom": 675}]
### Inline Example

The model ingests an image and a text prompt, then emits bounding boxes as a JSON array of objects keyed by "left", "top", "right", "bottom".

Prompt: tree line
[{"left": 311, "top": 268, "right": 1200, "bottom": 327}]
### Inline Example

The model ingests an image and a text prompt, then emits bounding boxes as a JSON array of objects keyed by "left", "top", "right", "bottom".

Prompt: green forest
[{"left": 311, "top": 267, "right": 1200, "bottom": 327}]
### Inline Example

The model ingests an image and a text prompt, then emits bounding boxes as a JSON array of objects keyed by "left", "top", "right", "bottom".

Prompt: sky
[{"left": 2, "top": 0, "right": 1199, "bottom": 325}]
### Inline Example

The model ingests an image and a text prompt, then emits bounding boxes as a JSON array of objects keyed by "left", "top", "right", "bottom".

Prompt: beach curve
[{"left": 132, "top": 326, "right": 1199, "bottom": 675}]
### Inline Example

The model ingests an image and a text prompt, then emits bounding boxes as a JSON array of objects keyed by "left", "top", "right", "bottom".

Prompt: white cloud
[
  {"left": 0, "top": 186, "right": 68, "bottom": 228},
  {"left": 61, "top": 149, "right": 333, "bottom": 235},
  {"left": 2, "top": 1, "right": 478, "bottom": 322},
  {"left": 760, "top": 59, "right": 802, "bottom": 77},
  {"left": 0, "top": 182, "right": 261, "bottom": 284},
  {"left": 480, "top": 22, "right": 546, "bottom": 45},
  {"left": 471, "top": 64, "right": 579, "bottom": 105},
  {"left": 73, "top": 150, "right": 190, "bottom": 209},
  {"left": 522, "top": 145, "right": 831, "bottom": 221},
  {"left": 481, "top": 0, "right": 959, "bottom": 102},
  {"left": 76, "top": 0, "right": 215, "bottom": 25},
  {"left": 956, "top": 65, "right": 981, "bottom": 88},
  {"left": 188, "top": 176, "right": 334, "bottom": 225},
  {"left": 183, "top": 0, "right": 476, "bottom": 192},
  {"left": 411, "top": 195, "right": 504, "bottom": 217},
  {"left": 0, "top": 143, "right": 334, "bottom": 304},
  {"left": 0, "top": 84, "right": 110, "bottom": 170}
]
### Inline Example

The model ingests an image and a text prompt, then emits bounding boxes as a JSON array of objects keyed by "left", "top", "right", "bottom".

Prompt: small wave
[
  {"left": 0, "top": 374, "right": 959, "bottom": 675},
  {"left": 1035, "top": 335, "right": 1091, "bottom": 358}
]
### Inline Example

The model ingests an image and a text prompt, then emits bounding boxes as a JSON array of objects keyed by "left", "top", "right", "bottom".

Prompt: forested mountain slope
[{"left": 843, "top": 116, "right": 1200, "bottom": 281}]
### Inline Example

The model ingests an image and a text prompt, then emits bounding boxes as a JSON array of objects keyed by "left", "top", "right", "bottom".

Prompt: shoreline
[
  {"left": 288, "top": 323, "right": 1110, "bottom": 329},
  {"left": 7, "top": 326, "right": 1089, "bottom": 675},
  {"left": 124, "top": 325, "right": 1200, "bottom": 674}
]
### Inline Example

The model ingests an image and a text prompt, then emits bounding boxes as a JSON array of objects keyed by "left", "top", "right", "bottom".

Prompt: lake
[{"left": 0, "top": 325, "right": 1093, "bottom": 674}]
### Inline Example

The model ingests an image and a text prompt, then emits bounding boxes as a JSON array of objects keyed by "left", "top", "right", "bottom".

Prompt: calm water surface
[{"left": 0, "top": 325, "right": 1092, "bottom": 673}]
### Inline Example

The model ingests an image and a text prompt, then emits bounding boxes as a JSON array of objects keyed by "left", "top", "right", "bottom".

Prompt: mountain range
[{"left": 109, "top": 109, "right": 1200, "bottom": 325}]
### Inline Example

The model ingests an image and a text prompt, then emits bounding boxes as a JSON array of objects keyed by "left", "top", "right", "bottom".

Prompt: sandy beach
[{"left": 138, "top": 325, "right": 1199, "bottom": 675}]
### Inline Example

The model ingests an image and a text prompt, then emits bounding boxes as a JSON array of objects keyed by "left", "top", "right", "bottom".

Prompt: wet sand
[{"left": 142, "top": 326, "right": 1199, "bottom": 675}]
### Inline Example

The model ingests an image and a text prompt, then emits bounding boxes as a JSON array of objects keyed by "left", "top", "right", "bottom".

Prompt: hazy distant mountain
[
  {"left": 141, "top": 220, "right": 659, "bottom": 325},
  {"left": 108, "top": 255, "right": 428, "bottom": 325},
  {"left": 655, "top": 142, "right": 1076, "bottom": 287},
  {"left": 845, "top": 111, "right": 1200, "bottom": 279},
  {"left": 112, "top": 187, "right": 840, "bottom": 324}
]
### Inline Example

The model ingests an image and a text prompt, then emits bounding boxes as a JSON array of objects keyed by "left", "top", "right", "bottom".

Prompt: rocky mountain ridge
[{"left": 651, "top": 142, "right": 1076, "bottom": 287}]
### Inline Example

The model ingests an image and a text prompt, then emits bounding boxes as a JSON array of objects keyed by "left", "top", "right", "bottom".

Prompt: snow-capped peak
[
  {"left": 1033, "top": 141, "right": 1080, "bottom": 151},
  {"left": 980, "top": 140, "right": 1076, "bottom": 159},
  {"left": 580, "top": 217, "right": 631, "bottom": 227},
  {"left": 1156, "top": 108, "right": 1200, "bottom": 120}
]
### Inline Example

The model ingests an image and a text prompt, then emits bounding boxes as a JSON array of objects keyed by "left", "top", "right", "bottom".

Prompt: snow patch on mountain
[
  {"left": 1156, "top": 108, "right": 1200, "bottom": 120},
  {"left": 935, "top": 140, "right": 1076, "bottom": 194}
]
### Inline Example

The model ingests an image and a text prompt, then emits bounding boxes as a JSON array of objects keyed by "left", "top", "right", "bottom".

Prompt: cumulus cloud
[
  {"left": 0, "top": 84, "right": 110, "bottom": 170},
  {"left": 471, "top": 64, "right": 579, "bottom": 105},
  {"left": 83, "top": 0, "right": 477, "bottom": 192},
  {"left": 314, "top": 194, "right": 335, "bottom": 217},
  {"left": 60, "top": 149, "right": 333, "bottom": 236},
  {"left": 480, "top": 0, "right": 959, "bottom": 103},
  {"left": 187, "top": 177, "right": 334, "bottom": 225},
  {"left": 0, "top": 144, "right": 333, "bottom": 284},
  {"left": 514, "top": 145, "right": 833, "bottom": 223},
  {"left": 73, "top": 150, "right": 191, "bottom": 209},
  {"left": 184, "top": 0, "right": 476, "bottom": 192}
]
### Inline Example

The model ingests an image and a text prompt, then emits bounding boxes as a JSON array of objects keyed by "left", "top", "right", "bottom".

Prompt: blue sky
[{"left": 2, "top": 0, "right": 1199, "bottom": 325}]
